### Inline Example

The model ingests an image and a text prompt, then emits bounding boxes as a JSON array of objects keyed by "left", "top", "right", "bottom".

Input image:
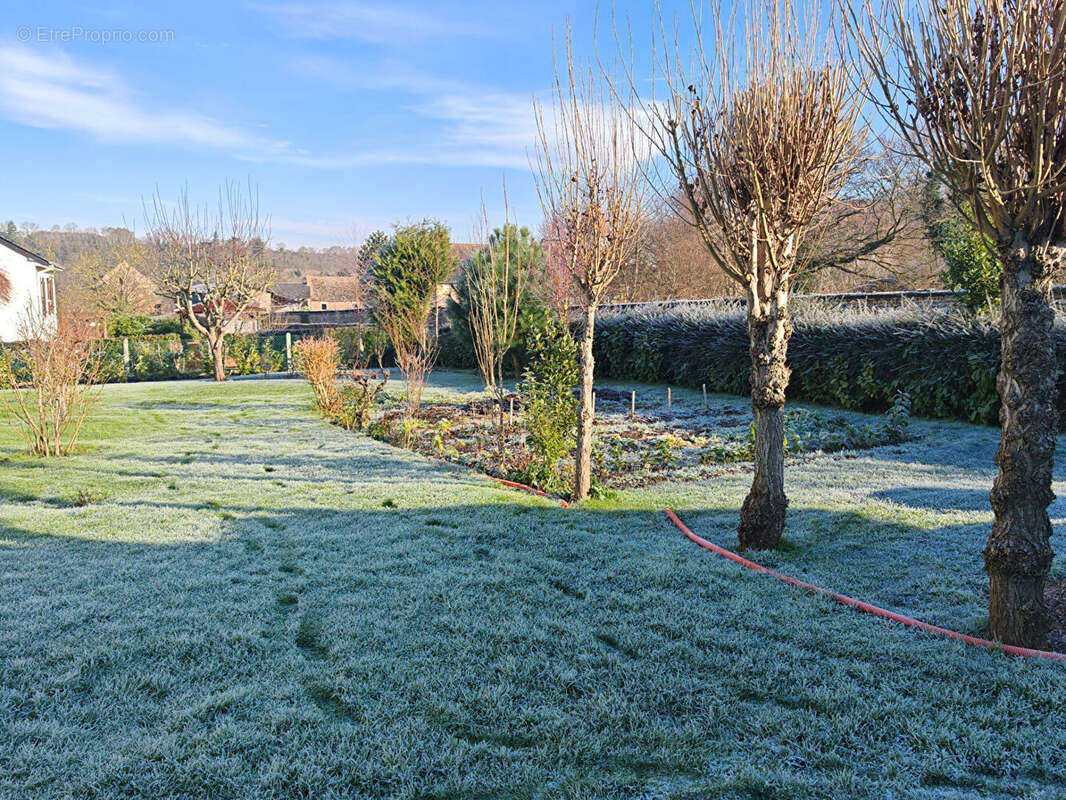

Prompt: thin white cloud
[
  {"left": 252, "top": 2, "right": 490, "bottom": 43},
  {"left": 286, "top": 56, "right": 540, "bottom": 169},
  {"left": 0, "top": 45, "right": 289, "bottom": 154}
]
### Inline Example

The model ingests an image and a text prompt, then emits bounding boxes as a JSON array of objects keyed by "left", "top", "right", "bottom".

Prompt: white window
[{"left": 39, "top": 274, "right": 56, "bottom": 316}]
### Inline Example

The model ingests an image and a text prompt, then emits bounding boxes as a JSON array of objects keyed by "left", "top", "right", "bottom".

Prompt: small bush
[
  {"left": 0, "top": 316, "right": 104, "bottom": 456},
  {"left": 518, "top": 319, "right": 579, "bottom": 494},
  {"left": 938, "top": 218, "right": 1001, "bottom": 314},
  {"left": 228, "top": 334, "right": 261, "bottom": 375},
  {"left": 332, "top": 365, "right": 390, "bottom": 431},
  {"left": 293, "top": 337, "right": 340, "bottom": 414}
]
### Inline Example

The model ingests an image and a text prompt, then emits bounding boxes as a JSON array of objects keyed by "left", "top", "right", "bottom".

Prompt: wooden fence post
[
  {"left": 630, "top": 390, "right": 636, "bottom": 418},
  {"left": 122, "top": 337, "right": 130, "bottom": 379},
  {"left": 285, "top": 332, "right": 292, "bottom": 374}
]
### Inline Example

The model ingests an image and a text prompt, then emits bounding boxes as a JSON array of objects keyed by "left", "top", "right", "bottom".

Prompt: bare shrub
[
  {"left": 0, "top": 314, "right": 103, "bottom": 456},
  {"left": 382, "top": 323, "right": 435, "bottom": 419},
  {"left": 293, "top": 336, "right": 340, "bottom": 415},
  {"left": 335, "top": 356, "right": 390, "bottom": 431}
]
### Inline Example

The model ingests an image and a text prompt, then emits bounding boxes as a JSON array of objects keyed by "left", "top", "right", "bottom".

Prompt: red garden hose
[
  {"left": 485, "top": 474, "right": 1065, "bottom": 661},
  {"left": 490, "top": 477, "right": 570, "bottom": 508},
  {"left": 664, "top": 508, "right": 1066, "bottom": 662}
]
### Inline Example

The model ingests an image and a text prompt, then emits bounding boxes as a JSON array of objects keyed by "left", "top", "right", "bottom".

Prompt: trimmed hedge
[{"left": 592, "top": 302, "right": 1066, "bottom": 427}]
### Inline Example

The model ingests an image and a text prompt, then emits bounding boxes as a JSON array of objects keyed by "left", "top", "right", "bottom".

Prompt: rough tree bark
[
  {"left": 209, "top": 333, "right": 226, "bottom": 383},
  {"left": 574, "top": 304, "right": 597, "bottom": 501},
  {"left": 984, "top": 232, "right": 1057, "bottom": 648},
  {"left": 738, "top": 283, "right": 792, "bottom": 550}
]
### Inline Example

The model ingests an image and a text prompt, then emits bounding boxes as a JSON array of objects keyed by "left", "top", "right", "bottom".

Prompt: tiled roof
[
  {"left": 270, "top": 282, "right": 310, "bottom": 301},
  {"left": 306, "top": 275, "right": 362, "bottom": 303}
]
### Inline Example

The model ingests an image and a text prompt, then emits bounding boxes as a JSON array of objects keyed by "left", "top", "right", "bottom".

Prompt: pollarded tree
[
  {"left": 851, "top": 0, "right": 1066, "bottom": 648},
  {"left": 638, "top": 0, "right": 864, "bottom": 548},
  {"left": 534, "top": 31, "right": 646, "bottom": 502},
  {"left": 146, "top": 183, "right": 274, "bottom": 382}
]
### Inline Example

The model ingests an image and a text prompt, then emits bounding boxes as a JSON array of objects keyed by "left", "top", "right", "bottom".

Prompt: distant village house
[{"left": 270, "top": 275, "right": 363, "bottom": 312}]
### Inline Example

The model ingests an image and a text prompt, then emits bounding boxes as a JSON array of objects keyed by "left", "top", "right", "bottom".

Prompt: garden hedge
[
  {"left": 591, "top": 301, "right": 1066, "bottom": 427},
  {"left": 3, "top": 332, "right": 290, "bottom": 384}
]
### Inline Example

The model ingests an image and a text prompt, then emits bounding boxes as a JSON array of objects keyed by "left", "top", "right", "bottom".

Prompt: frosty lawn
[{"left": 2, "top": 375, "right": 1065, "bottom": 799}]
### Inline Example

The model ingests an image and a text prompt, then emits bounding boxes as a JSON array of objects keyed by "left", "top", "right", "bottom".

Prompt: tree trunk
[
  {"left": 496, "top": 360, "right": 506, "bottom": 458},
  {"left": 573, "top": 304, "right": 597, "bottom": 502},
  {"left": 738, "top": 293, "right": 792, "bottom": 550},
  {"left": 210, "top": 333, "right": 226, "bottom": 382},
  {"left": 985, "top": 232, "right": 1056, "bottom": 649}
]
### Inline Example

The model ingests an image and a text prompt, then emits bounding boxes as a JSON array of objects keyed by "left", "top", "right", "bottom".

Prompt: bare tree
[
  {"left": 146, "top": 183, "right": 273, "bottom": 382},
  {"left": 467, "top": 196, "right": 530, "bottom": 452},
  {"left": 631, "top": 0, "right": 864, "bottom": 548},
  {"left": 851, "top": 0, "right": 1066, "bottom": 648},
  {"left": 73, "top": 230, "right": 157, "bottom": 321},
  {"left": 533, "top": 31, "right": 646, "bottom": 502},
  {"left": 537, "top": 216, "right": 579, "bottom": 317},
  {"left": 0, "top": 312, "right": 103, "bottom": 456},
  {"left": 796, "top": 147, "right": 933, "bottom": 292},
  {"left": 0, "top": 269, "right": 11, "bottom": 304}
]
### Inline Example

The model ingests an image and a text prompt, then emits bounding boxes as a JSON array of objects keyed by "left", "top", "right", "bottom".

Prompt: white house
[{"left": 0, "top": 235, "right": 59, "bottom": 342}]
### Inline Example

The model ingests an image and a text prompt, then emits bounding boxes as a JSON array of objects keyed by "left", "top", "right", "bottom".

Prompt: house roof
[
  {"left": 270, "top": 281, "right": 310, "bottom": 301},
  {"left": 101, "top": 262, "right": 157, "bottom": 293},
  {"left": 306, "top": 274, "right": 362, "bottom": 304},
  {"left": 0, "top": 234, "right": 60, "bottom": 270},
  {"left": 450, "top": 243, "right": 480, "bottom": 264}
]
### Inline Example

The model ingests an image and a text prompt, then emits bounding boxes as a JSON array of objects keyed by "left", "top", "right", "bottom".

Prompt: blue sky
[{"left": 0, "top": 1, "right": 675, "bottom": 248}]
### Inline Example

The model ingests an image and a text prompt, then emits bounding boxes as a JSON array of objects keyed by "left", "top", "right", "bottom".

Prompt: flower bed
[{"left": 364, "top": 385, "right": 913, "bottom": 496}]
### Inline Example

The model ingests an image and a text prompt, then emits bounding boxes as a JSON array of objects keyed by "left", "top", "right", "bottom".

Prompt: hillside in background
[{"left": 1, "top": 222, "right": 361, "bottom": 290}]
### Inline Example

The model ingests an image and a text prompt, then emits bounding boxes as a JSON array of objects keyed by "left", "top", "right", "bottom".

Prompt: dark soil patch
[{"left": 459, "top": 392, "right": 523, "bottom": 416}]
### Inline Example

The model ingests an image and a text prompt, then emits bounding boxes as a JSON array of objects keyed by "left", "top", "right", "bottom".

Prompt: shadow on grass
[
  {"left": 0, "top": 478, "right": 1000, "bottom": 635},
  {"left": 6, "top": 491, "right": 1066, "bottom": 797},
  {"left": 871, "top": 486, "right": 991, "bottom": 512}
]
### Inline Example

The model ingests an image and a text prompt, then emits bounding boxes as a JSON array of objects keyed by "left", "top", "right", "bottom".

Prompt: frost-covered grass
[{"left": 2, "top": 375, "right": 1065, "bottom": 799}]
